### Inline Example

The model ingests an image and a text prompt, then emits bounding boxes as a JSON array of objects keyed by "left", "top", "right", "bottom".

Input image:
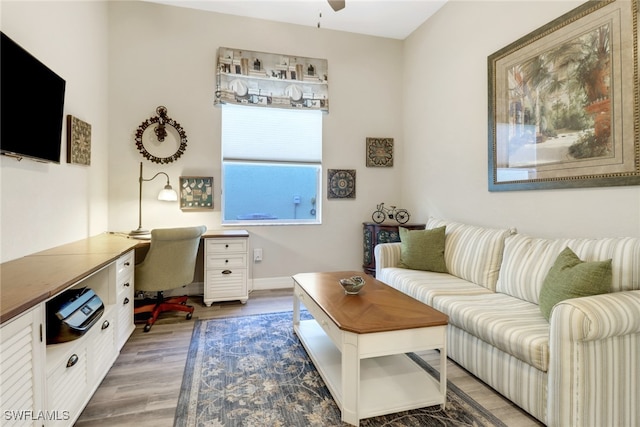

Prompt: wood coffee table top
[{"left": 293, "top": 271, "right": 448, "bottom": 334}]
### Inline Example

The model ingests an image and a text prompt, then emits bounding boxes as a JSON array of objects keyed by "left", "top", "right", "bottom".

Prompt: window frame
[{"left": 220, "top": 105, "right": 323, "bottom": 226}]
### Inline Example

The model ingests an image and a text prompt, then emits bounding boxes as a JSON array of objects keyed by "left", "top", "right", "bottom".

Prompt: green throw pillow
[
  {"left": 539, "top": 247, "right": 612, "bottom": 321},
  {"left": 398, "top": 226, "right": 448, "bottom": 273}
]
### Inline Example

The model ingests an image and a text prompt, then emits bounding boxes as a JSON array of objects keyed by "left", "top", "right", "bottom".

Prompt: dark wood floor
[{"left": 76, "top": 289, "right": 542, "bottom": 426}]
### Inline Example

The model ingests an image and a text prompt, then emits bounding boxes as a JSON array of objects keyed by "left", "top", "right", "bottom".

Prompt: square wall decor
[
  {"left": 180, "top": 176, "right": 213, "bottom": 210},
  {"left": 327, "top": 169, "right": 356, "bottom": 199},
  {"left": 67, "top": 115, "right": 91, "bottom": 166},
  {"left": 366, "top": 137, "right": 393, "bottom": 167}
]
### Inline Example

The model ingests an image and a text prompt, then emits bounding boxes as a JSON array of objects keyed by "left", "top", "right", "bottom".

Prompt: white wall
[
  {"left": 402, "top": 0, "right": 640, "bottom": 238},
  {"left": 0, "top": 0, "right": 110, "bottom": 262},
  {"left": 4, "top": 0, "right": 638, "bottom": 272},
  {"left": 107, "top": 1, "right": 405, "bottom": 279}
]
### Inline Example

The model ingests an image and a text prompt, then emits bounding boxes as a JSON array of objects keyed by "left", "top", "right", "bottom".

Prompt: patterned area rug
[{"left": 175, "top": 311, "right": 506, "bottom": 427}]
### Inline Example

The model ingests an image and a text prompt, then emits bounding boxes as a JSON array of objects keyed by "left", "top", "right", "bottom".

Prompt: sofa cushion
[
  {"left": 496, "top": 234, "right": 640, "bottom": 304},
  {"left": 539, "top": 247, "right": 612, "bottom": 321},
  {"left": 398, "top": 226, "right": 448, "bottom": 273},
  {"left": 431, "top": 293, "right": 550, "bottom": 372},
  {"left": 426, "top": 217, "right": 515, "bottom": 290},
  {"left": 379, "top": 267, "right": 492, "bottom": 306}
]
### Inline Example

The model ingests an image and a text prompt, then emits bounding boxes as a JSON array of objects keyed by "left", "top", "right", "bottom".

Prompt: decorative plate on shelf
[{"left": 327, "top": 169, "right": 356, "bottom": 199}]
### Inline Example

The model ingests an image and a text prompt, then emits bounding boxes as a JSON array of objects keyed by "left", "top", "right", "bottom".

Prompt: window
[{"left": 221, "top": 104, "right": 322, "bottom": 225}]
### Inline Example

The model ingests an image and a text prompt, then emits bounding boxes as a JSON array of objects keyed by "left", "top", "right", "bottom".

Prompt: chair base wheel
[
  {"left": 186, "top": 313, "right": 193, "bottom": 320},
  {"left": 143, "top": 324, "right": 152, "bottom": 332}
]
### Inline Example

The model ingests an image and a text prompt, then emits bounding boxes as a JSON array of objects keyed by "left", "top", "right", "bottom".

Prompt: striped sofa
[{"left": 374, "top": 217, "right": 640, "bottom": 427}]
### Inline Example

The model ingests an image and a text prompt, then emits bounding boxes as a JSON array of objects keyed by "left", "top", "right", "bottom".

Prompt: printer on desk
[{"left": 46, "top": 287, "right": 104, "bottom": 344}]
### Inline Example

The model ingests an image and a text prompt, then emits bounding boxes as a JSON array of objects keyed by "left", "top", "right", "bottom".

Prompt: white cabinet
[
  {"left": 45, "top": 252, "right": 131, "bottom": 426},
  {"left": 44, "top": 305, "right": 117, "bottom": 427},
  {"left": 0, "top": 305, "right": 45, "bottom": 427},
  {"left": 89, "top": 306, "right": 118, "bottom": 384},
  {"left": 204, "top": 233, "right": 249, "bottom": 306},
  {"left": 0, "top": 236, "right": 137, "bottom": 427},
  {"left": 115, "top": 250, "right": 135, "bottom": 350},
  {"left": 46, "top": 337, "right": 90, "bottom": 427}
]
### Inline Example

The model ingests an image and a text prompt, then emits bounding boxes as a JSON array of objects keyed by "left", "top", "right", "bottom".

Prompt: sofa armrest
[
  {"left": 552, "top": 290, "right": 640, "bottom": 341},
  {"left": 374, "top": 242, "right": 401, "bottom": 277},
  {"left": 547, "top": 290, "right": 640, "bottom": 427}
]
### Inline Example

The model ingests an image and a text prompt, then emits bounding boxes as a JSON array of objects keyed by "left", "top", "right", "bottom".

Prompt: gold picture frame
[{"left": 488, "top": 0, "right": 639, "bottom": 191}]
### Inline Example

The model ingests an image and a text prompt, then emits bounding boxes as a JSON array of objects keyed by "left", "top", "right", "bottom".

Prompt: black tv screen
[{"left": 1, "top": 32, "right": 66, "bottom": 163}]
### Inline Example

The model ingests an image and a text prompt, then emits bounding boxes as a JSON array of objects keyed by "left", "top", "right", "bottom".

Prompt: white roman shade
[{"left": 222, "top": 104, "right": 322, "bottom": 163}]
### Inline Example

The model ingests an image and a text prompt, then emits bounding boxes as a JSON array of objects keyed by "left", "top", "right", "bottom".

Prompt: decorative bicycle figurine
[{"left": 372, "top": 203, "right": 410, "bottom": 224}]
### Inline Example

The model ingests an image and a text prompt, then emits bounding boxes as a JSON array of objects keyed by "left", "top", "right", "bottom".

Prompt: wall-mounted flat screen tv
[{"left": 1, "top": 31, "right": 66, "bottom": 163}]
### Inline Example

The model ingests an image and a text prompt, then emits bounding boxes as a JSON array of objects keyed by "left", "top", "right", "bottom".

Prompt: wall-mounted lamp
[{"left": 130, "top": 161, "right": 178, "bottom": 237}]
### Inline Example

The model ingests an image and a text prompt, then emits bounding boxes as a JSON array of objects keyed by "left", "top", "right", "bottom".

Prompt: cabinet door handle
[
  {"left": 67, "top": 354, "right": 79, "bottom": 368},
  {"left": 225, "top": 259, "right": 229, "bottom": 263},
  {"left": 101, "top": 320, "right": 110, "bottom": 330},
  {"left": 123, "top": 297, "right": 130, "bottom": 305},
  {"left": 225, "top": 244, "right": 229, "bottom": 248},
  {"left": 124, "top": 261, "right": 130, "bottom": 266},
  {"left": 222, "top": 269, "right": 232, "bottom": 275},
  {"left": 123, "top": 282, "right": 130, "bottom": 287}
]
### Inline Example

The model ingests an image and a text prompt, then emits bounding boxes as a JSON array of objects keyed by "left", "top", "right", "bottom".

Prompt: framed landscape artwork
[{"left": 488, "top": 0, "right": 640, "bottom": 191}]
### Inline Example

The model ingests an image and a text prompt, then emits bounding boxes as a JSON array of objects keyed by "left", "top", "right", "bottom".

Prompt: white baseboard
[
  {"left": 161, "top": 282, "right": 203, "bottom": 297},
  {"left": 251, "top": 276, "right": 294, "bottom": 291},
  {"left": 162, "top": 277, "right": 292, "bottom": 297}
]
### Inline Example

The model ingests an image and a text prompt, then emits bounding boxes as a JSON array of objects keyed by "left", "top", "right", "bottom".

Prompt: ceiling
[{"left": 143, "top": 0, "right": 448, "bottom": 40}]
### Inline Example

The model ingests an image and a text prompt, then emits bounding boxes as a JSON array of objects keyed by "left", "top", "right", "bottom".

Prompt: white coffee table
[{"left": 292, "top": 271, "right": 449, "bottom": 426}]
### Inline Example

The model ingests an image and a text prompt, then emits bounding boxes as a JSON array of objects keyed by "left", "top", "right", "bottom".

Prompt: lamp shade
[{"left": 158, "top": 184, "right": 178, "bottom": 201}]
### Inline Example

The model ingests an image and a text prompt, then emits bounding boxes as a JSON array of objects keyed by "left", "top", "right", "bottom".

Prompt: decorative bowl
[{"left": 339, "top": 276, "right": 366, "bottom": 295}]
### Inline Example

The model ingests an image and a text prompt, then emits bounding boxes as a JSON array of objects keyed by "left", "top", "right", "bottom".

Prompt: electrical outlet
[{"left": 254, "top": 248, "right": 263, "bottom": 262}]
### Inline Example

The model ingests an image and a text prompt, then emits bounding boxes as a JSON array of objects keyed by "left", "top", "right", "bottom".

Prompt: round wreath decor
[{"left": 134, "top": 106, "right": 187, "bottom": 164}]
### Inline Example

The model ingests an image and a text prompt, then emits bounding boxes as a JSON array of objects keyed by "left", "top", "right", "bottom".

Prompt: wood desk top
[
  {"left": 0, "top": 229, "right": 250, "bottom": 325},
  {"left": 0, "top": 234, "right": 139, "bottom": 325},
  {"left": 292, "top": 271, "right": 448, "bottom": 334},
  {"left": 203, "top": 230, "right": 249, "bottom": 238}
]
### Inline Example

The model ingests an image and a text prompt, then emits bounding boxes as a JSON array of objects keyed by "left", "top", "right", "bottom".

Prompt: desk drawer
[
  {"left": 88, "top": 308, "right": 117, "bottom": 382},
  {"left": 206, "top": 254, "right": 247, "bottom": 269},
  {"left": 205, "top": 270, "right": 247, "bottom": 299},
  {"left": 117, "top": 270, "right": 133, "bottom": 298},
  {"left": 47, "top": 343, "right": 89, "bottom": 426},
  {"left": 116, "top": 250, "right": 134, "bottom": 277},
  {"left": 116, "top": 283, "right": 134, "bottom": 350},
  {"left": 206, "top": 239, "right": 247, "bottom": 254},
  {"left": 294, "top": 283, "right": 341, "bottom": 348}
]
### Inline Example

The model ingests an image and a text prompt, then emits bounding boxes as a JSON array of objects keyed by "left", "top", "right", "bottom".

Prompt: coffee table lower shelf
[{"left": 294, "top": 319, "right": 445, "bottom": 425}]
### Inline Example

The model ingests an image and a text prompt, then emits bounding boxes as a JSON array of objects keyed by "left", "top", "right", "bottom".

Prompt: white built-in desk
[{"left": 0, "top": 234, "right": 139, "bottom": 426}]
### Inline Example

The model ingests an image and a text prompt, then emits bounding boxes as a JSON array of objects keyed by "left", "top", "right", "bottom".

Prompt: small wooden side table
[{"left": 362, "top": 222, "right": 426, "bottom": 276}]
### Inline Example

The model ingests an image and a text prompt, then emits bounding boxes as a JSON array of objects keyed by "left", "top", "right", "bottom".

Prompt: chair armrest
[
  {"left": 374, "top": 242, "right": 401, "bottom": 277},
  {"left": 547, "top": 290, "right": 640, "bottom": 427}
]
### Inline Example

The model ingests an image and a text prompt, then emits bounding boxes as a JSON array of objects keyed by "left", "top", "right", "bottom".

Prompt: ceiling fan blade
[{"left": 328, "top": 0, "right": 345, "bottom": 12}]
